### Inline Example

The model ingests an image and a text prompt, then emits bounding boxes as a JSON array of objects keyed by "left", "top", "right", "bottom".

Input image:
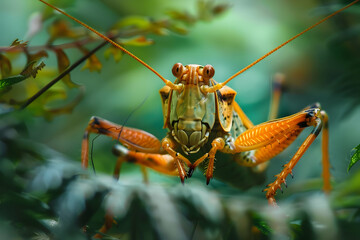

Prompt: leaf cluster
[{"left": 0, "top": 0, "right": 228, "bottom": 120}]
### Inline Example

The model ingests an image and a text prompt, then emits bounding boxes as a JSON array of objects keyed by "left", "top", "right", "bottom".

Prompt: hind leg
[{"left": 232, "top": 107, "right": 330, "bottom": 205}]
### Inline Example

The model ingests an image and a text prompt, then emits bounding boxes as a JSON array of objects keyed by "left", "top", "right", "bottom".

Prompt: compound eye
[
  {"left": 172, "top": 63, "right": 184, "bottom": 78},
  {"left": 203, "top": 65, "right": 215, "bottom": 80}
]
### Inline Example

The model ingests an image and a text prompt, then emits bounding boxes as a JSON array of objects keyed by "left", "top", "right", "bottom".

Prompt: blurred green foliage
[
  {"left": 0, "top": 0, "right": 360, "bottom": 239},
  {"left": 348, "top": 144, "right": 360, "bottom": 172},
  {"left": 1, "top": 118, "right": 360, "bottom": 239}
]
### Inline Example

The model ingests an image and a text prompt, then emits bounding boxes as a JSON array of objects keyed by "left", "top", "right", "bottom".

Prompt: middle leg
[{"left": 111, "top": 144, "right": 179, "bottom": 180}]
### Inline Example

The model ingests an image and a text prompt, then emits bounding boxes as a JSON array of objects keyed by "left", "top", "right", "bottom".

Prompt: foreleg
[{"left": 187, "top": 138, "right": 226, "bottom": 184}]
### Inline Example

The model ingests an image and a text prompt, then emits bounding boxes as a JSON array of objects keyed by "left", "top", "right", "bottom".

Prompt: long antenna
[
  {"left": 39, "top": 0, "right": 181, "bottom": 89},
  {"left": 218, "top": 0, "right": 358, "bottom": 88}
]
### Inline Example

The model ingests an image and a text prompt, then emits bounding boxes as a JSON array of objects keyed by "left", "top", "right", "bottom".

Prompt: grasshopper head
[
  {"left": 172, "top": 63, "right": 215, "bottom": 87},
  {"left": 161, "top": 63, "right": 217, "bottom": 154}
]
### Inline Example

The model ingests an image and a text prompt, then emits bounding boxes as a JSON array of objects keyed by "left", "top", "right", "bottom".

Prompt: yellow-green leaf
[
  {"left": 21, "top": 61, "right": 46, "bottom": 78},
  {"left": 47, "top": 19, "right": 83, "bottom": 43},
  {"left": 212, "top": 4, "right": 229, "bottom": 16},
  {"left": 54, "top": 49, "right": 78, "bottom": 88},
  {"left": 8, "top": 39, "right": 28, "bottom": 51},
  {"left": 104, "top": 46, "right": 123, "bottom": 62},
  {"left": 166, "top": 10, "right": 196, "bottom": 24},
  {"left": 148, "top": 20, "right": 170, "bottom": 35},
  {"left": 11, "top": 39, "right": 28, "bottom": 48},
  {"left": 197, "top": 0, "right": 228, "bottom": 21},
  {"left": 0, "top": 54, "right": 12, "bottom": 78},
  {"left": 42, "top": 88, "right": 67, "bottom": 103},
  {"left": 83, "top": 55, "right": 102, "bottom": 72},
  {"left": 43, "top": 86, "right": 84, "bottom": 120},
  {"left": 121, "top": 36, "right": 154, "bottom": 47},
  {"left": 112, "top": 16, "right": 151, "bottom": 30},
  {"left": 78, "top": 47, "right": 102, "bottom": 72},
  {"left": 26, "top": 50, "right": 48, "bottom": 63},
  {"left": 168, "top": 22, "right": 188, "bottom": 35}
]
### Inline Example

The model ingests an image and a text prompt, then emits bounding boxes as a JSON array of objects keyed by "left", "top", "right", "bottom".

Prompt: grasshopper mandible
[{"left": 39, "top": 0, "right": 358, "bottom": 208}]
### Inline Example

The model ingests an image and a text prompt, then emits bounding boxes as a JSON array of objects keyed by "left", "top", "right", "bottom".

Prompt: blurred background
[{"left": 0, "top": 0, "right": 359, "bottom": 239}]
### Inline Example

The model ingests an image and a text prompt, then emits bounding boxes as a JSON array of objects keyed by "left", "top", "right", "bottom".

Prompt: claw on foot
[
  {"left": 206, "top": 177, "right": 211, "bottom": 185},
  {"left": 187, "top": 167, "right": 195, "bottom": 178}
]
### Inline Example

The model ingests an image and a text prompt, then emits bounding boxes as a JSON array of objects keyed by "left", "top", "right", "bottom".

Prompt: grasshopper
[{"left": 40, "top": 0, "right": 357, "bottom": 207}]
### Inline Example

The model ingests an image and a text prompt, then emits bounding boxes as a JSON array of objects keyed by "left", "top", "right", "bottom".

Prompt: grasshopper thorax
[{"left": 160, "top": 63, "right": 217, "bottom": 154}]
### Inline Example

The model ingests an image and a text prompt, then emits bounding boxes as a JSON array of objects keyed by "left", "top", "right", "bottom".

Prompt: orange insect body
[
  {"left": 160, "top": 63, "right": 265, "bottom": 185},
  {"left": 162, "top": 64, "right": 216, "bottom": 154}
]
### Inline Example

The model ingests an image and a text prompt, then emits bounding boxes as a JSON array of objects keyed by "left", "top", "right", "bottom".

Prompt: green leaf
[
  {"left": 0, "top": 75, "right": 27, "bottom": 88},
  {"left": 293, "top": 217, "right": 316, "bottom": 240},
  {"left": 0, "top": 61, "right": 45, "bottom": 89},
  {"left": 348, "top": 144, "right": 360, "bottom": 172},
  {"left": 251, "top": 212, "right": 272, "bottom": 236}
]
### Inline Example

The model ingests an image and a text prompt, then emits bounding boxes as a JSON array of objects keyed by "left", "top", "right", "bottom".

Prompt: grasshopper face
[{"left": 161, "top": 64, "right": 216, "bottom": 154}]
